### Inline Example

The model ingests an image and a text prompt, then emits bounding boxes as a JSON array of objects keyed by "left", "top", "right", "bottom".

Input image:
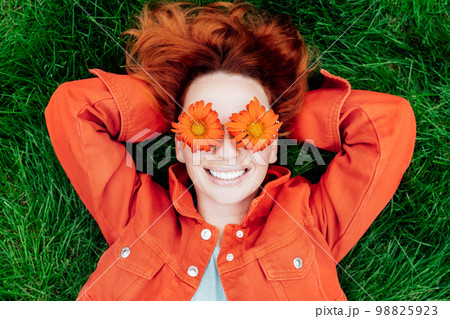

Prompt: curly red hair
[{"left": 122, "top": 0, "right": 312, "bottom": 136}]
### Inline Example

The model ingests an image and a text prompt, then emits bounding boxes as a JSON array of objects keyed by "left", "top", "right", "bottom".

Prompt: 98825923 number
[{"left": 375, "top": 305, "right": 438, "bottom": 316}]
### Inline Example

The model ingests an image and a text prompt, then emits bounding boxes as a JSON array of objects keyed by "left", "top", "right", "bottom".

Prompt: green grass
[{"left": 1, "top": 0, "right": 448, "bottom": 300}]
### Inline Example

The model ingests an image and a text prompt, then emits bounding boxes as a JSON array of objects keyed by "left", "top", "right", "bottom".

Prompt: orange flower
[
  {"left": 171, "top": 100, "right": 224, "bottom": 153},
  {"left": 225, "top": 97, "right": 282, "bottom": 153}
]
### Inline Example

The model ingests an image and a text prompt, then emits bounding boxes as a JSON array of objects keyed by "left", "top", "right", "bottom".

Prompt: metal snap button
[
  {"left": 201, "top": 229, "right": 212, "bottom": 240},
  {"left": 226, "top": 253, "right": 234, "bottom": 262},
  {"left": 187, "top": 265, "right": 199, "bottom": 277},
  {"left": 293, "top": 257, "right": 303, "bottom": 269},
  {"left": 236, "top": 230, "right": 244, "bottom": 238},
  {"left": 121, "top": 247, "right": 130, "bottom": 258}
]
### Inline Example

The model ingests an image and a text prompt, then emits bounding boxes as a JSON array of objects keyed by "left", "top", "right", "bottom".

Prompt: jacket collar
[{"left": 168, "top": 162, "right": 291, "bottom": 226}]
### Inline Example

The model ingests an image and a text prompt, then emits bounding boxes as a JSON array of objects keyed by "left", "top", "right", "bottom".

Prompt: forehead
[{"left": 182, "top": 71, "right": 270, "bottom": 122}]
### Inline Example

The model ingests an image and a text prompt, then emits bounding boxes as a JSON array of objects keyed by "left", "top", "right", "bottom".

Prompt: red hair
[{"left": 122, "top": 0, "right": 312, "bottom": 136}]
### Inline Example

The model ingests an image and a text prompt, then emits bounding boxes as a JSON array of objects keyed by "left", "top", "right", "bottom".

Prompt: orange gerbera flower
[
  {"left": 225, "top": 97, "right": 282, "bottom": 153},
  {"left": 171, "top": 100, "right": 224, "bottom": 153}
]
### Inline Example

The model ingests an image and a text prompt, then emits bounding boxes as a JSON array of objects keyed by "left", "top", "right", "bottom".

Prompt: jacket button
[
  {"left": 201, "top": 229, "right": 211, "bottom": 240},
  {"left": 226, "top": 253, "right": 234, "bottom": 261},
  {"left": 236, "top": 230, "right": 244, "bottom": 238},
  {"left": 187, "top": 265, "right": 199, "bottom": 277},
  {"left": 293, "top": 257, "right": 303, "bottom": 269},
  {"left": 121, "top": 247, "right": 130, "bottom": 258}
]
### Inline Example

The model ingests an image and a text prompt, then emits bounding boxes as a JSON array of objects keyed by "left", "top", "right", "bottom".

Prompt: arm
[
  {"left": 290, "top": 70, "right": 416, "bottom": 262},
  {"left": 45, "top": 69, "right": 169, "bottom": 245}
]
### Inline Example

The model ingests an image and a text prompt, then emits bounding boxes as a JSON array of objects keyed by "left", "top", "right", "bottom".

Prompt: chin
[{"left": 207, "top": 188, "right": 252, "bottom": 205}]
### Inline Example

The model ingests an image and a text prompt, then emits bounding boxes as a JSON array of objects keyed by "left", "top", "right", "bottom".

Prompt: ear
[
  {"left": 268, "top": 137, "right": 278, "bottom": 164},
  {"left": 175, "top": 137, "right": 186, "bottom": 163}
]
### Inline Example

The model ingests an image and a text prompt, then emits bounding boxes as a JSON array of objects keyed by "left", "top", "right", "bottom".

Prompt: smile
[
  {"left": 204, "top": 167, "right": 250, "bottom": 185},
  {"left": 208, "top": 169, "right": 246, "bottom": 180}
]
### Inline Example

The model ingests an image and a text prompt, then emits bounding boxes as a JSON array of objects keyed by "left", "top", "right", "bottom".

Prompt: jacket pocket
[
  {"left": 115, "top": 238, "right": 166, "bottom": 280},
  {"left": 114, "top": 238, "right": 168, "bottom": 300},
  {"left": 258, "top": 237, "right": 314, "bottom": 281},
  {"left": 257, "top": 231, "right": 329, "bottom": 300},
  {"left": 78, "top": 217, "right": 169, "bottom": 301}
]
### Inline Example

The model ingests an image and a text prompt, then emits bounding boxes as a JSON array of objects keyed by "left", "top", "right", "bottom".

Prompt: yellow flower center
[
  {"left": 248, "top": 122, "right": 263, "bottom": 138},
  {"left": 190, "top": 121, "right": 206, "bottom": 136}
]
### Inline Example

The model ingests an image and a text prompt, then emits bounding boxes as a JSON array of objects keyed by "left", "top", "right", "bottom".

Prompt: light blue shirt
[{"left": 191, "top": 246, "right": 227, "bottom": 301}]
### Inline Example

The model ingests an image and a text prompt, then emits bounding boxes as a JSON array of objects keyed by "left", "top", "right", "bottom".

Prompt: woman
[{"left": 45, "top": 0, "right": 416, "bottom": 300}]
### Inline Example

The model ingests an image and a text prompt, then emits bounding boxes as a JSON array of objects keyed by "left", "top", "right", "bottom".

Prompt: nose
[{"left": 212, "top": 126, "right": 239, "bottom": 163}]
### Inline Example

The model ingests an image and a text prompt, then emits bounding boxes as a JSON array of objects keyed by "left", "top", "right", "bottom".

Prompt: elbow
[
  {"left": 387, "top": 97, "right": 417, "bottom": 174},
  {"left": 396, "top": 97, "right": 417, "bottom": 158},
  {"left": 397, "top": 97, "right": 416, "bottom": 132},
  {"left": 45, "top": 82, "right": 79, "bottom": 132},
  {"left": 45, "top": 82, "right": 68, "bottom": 125},
  {"left": 45, "top": 82, "right": 77, "bottom": 145}
]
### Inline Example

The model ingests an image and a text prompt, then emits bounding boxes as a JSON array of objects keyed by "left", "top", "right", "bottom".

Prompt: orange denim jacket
[{"left": 45, "top": 68, "right": 416, "bottom": 300}]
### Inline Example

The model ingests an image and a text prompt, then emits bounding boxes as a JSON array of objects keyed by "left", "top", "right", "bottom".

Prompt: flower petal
[
  {"left": 233, "top": 131, "right": 248, "bottom": 141},
  {"left": 201, "top": 102, "right": 212, "bottom": 118},
  {"left": 225, "top": 121, "right": 247, "bottom": 130},
  {"left": 248, "top": 100, "right": 256, "bottom": 119}
]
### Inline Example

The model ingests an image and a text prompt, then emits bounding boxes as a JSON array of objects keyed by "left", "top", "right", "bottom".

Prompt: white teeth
[{"left": 209, "top": 169, "right": 246, "bottom": 180}]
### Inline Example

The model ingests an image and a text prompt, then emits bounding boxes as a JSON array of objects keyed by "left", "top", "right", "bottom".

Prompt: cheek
[
  {"left": 252, "top": 165, "right": 269, "bottom": 183},
  {"left": 181, "top": 150, "right": 210, "bottom": 180},
  {"left": 244, "top": 147, "right": 276, "bottom": 167}
]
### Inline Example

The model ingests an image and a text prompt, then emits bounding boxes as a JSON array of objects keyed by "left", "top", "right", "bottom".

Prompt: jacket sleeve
[
  {"left": 45, "top": 74, "right": 167, "bottom": 245},
  {"left": 292, "top": 88, "right": 416, "bottom": 263}
]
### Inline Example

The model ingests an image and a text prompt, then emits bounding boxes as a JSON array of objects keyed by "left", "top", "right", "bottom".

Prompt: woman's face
[{"left": 175, "top": 71, "right": 278, "bottom": 205}]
